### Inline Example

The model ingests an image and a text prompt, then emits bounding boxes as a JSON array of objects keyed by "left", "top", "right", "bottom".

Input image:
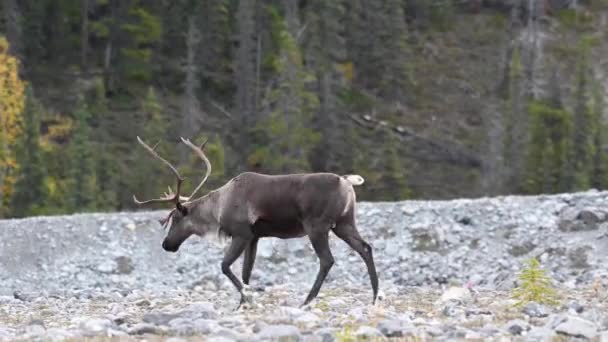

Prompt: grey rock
[
  {"left": 354, "top": 326, "right": 385, "bottom": 338},
  {"left": 79, "top": 318, "right": 114, "bottom": 334},
  {"left": 554, "top": 316, "right": 598, "bottom": 339},
  {"left": 439, "top": 287, "right": 472, "bottom": 304},
  {"left": 127, "top": 323, "right": 165, "bottom": 335},
  {"left": 24, "top": 324, "right": 45, "bottom": 336},
  {"left": 45, "top": 328, "right": 77, "bottom": 342},
  {"left": 504, "top": 319, "right": 530, "bottom": 336},
  {"left": 569, "top": 246, "right": 592, "bottom": 268},
  {"left": 523, "top": 302, "right": 550, "bottom": 317},
  {"left": 115, "top": 256, "right": 134, "bottom": 274},
  {"left": 143, "top": 312, "right": 181, "bottom": 325},
  {"left": 377, "top": 319, "right": 413, "bottom": 337},
  {"left": 257, "top": 324, "right": 302, "bottom": 341},
  {"left": 568, "top": 302, "right": 585, "bottom": 314},
  {"left": 314, "top": 327, "right": 338, "bottom": 342},
  {"left": 411, "top": 227, "right": 443, "bottom": 251},
  {"left": 528, "top": 326, "right": 558, "bottom": 340}
]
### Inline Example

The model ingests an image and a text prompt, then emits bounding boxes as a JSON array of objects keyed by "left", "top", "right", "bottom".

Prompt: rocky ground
[{"left": 1, "top": 190, "right": 608, "bottom": 341}]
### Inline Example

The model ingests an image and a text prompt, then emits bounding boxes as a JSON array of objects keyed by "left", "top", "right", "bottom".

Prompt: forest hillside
[{"left": 1, "top": 0, "right": 608, "bottom": 217}]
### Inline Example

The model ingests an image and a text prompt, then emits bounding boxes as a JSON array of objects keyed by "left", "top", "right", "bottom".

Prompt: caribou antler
[
  {"left": 132, "top": 136, "right": 186, "bottom": 205},
  {"left": 180, "top": 137, "right": 211, "bottom": 201}
]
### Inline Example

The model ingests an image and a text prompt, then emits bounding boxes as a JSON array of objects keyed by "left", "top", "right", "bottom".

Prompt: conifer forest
[{"left": 1, "top": 0, "right": 608, "bottom": 218}]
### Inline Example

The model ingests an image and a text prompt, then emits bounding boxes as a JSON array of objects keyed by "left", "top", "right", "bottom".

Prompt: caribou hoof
[{"left": 234, "top": 285, "right": 254, "bottom": 311}]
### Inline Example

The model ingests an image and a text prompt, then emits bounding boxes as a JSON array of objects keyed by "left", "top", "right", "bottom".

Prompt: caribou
[{"left": 132, "top": 136, "right": 379, "bottom": 308}]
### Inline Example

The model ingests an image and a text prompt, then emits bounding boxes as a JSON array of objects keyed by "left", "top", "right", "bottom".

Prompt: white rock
[
  {"left": 439, "top": 287, "right": 472, "bottom": 304},
  {"left": 554, "top": 316, "right": 598, "bottom": 339}
]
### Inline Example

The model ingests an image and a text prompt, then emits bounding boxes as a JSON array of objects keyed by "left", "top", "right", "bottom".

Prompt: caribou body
[{"left": 133, "top": 136, "right": 378, "bottom": 308}]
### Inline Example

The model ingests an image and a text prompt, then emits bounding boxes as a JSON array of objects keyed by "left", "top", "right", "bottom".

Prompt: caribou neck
[{"left": 187, "top": 190, "right": 221, "bottom": 232}]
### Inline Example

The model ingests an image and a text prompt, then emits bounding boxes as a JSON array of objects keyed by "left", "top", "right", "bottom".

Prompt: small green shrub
[{"left": 511, "top": 257, "right": 560, "bottom": 307}]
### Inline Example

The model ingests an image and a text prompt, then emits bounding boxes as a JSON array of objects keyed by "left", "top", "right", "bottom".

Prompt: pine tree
[
  {"left": 568, "top": 35, "right": 595, "bottom": 191},
  {"left": 11, "top": 85, "right": 47, "bottom": 217},
  {"left": 66, "top": 95, "right": 97, "bottom": 212},
  {"left": 126, "top": 87, "right": 170, "bottom": 208},
  {"left": 120, "top": 3, "right": 162, "bottom": 84},
  {"left": 503, "top": 46, "right": 529, "bottom": 193},
  {"left": 305, "top": 0, "right": 352, "bottom": 173},
  {"left": 590, "top": 78, "right": 607, "bottom": 189},
  {"left": 511, "top": 258, "right": 560, "bottom": 307},
  {"left": 249, "top": 6, "right": 320, "bottom": 173},
  {"left": 379, "top": 133, "right": 411, "bottom": 200},
  {"left": 523, "top": 101, "right": 572, "bottom": 194},
  {"left": 90, "top": 78, "right": 118, "bottom": 211}
]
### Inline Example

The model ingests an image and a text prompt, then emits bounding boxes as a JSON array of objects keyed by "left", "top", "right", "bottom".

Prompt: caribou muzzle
[{"left": 162, "top": 239, "right": 180, "bottom": 252}]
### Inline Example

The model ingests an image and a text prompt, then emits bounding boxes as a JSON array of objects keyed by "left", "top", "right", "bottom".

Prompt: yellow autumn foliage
[{"left": 0, "top": 36, "right": 26, "bottom": 214}]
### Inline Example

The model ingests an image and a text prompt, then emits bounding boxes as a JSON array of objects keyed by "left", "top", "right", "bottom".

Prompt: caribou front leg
[
  {"left": 221, "top": 236, "right": 250, "bottom": 310},
  {"left": 242, "top": 237, "right": 259, "bottom": 285}
]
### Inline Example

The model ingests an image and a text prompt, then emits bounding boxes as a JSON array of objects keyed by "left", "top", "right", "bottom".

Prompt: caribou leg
[
  {"left": 242, "top": 237, "right": 259, "bottom": 285},
  {"left": 301, "top": 228, "right": 334, "bottom": 307},
  {"left": 221, "top": 237, "right": 250, "bottom": 309},
  {"left": 332, "top": 222, "right": 379, "bottom": 305}
]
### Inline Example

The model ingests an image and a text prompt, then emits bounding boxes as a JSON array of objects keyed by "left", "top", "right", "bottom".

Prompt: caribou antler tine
[
  {"left": 180, "top": 136, "right": 213, "bottom": 201},
  {"left": 131, "top": 136, "right": 187, "bottom": 206}
]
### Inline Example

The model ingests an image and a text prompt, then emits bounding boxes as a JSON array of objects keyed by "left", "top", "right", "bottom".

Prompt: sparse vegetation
[{"left": 511, "top": 258, "right": 560, "bottom": 307}]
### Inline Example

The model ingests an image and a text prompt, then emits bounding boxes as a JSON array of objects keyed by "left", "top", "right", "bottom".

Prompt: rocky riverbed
[{"left": 1, "top": 190, "right": 608, "bottom": 341}]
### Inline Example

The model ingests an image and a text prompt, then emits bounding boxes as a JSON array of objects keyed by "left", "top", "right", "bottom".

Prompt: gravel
[{"left": 0, "top": 190, "right": 607, "bottom": 340}]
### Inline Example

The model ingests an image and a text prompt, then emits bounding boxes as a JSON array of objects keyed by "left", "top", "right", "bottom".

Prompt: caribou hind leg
[
  {"left": 332, "top": 222, "right": 379, "bottom": 305},
  {"left": 242, "top": 237, "right": 259, "bottom": 285},
  {"left": 301, "top": 227, "right": 334, "bottom": 307}
]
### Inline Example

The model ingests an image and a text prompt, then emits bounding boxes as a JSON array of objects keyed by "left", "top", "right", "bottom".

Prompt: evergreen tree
[
  {"left": 503, "top": 46, "right": 529, "bottom": 192},
  {"left": 305, "top": 0, "right": 348, "bottom": 172},
  {"left": 379, "top": 133, "right": 411, "bottom": 200},
  {"left": 66, "top": 95, "right": 97, "bottom": 212},
  {"left": 120, "top": 3, "right": 162, "bottom": 83},
  {"left": 568, "top": 35, "right": 595, "bottom": 190},
  {"left": 523, "top": 101, "right": 572, "bottom": 194},
  {"left": 126, "top": 86, "right": 170, "bottom": 208},
  {"left": 11, "top": 85, "right": 47, "bottom": 217},
  {"left": 590, "top": 78, "right": 607, "bottom": 189},
  {"left": 90, "top": 78, "right": 118, "bottom": 211},
  {"left": 249, "top": 6, "right": 319, "bottom": 173}
]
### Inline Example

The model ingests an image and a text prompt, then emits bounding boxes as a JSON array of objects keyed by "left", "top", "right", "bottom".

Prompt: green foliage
[
  {"left": 569, "top": 35, "right": 595, "bottom": 191},
  {"left": 429, "top": 0, "right": 454, "bottom": 31},
  {"left": 11, "top": 86, "right": 48, "bottom": 217},
  {"left": 379, "top": 133, "right": 411, "bottom": 200},
  {"left": 335, "top": 324, "right": 357, "bottom": 342},
  {"left": 511, "top": 258, "right": 560, "bottom": 307},
  {"left": 66, "top": 96, "right": 97, "bottom": 212},
  {"left": 523, "top": 101, "right": 572, "bottom": 194},
  {"left": 250, "top": 6, "right": 320, "bottom": 173},
  {"left": 90, "top": 79, "right": 118, "bottom": 211},
  {"left": 127, "top": 87, "right": 170, "bottom": 208},
  {"left": 120, "top": 5, "right": 162, "bottom": 82},
  {"left": 590, "top": 78, "right": 608, "bottom": 189}
]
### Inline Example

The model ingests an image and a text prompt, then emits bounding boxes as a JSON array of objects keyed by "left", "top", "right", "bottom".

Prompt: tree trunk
[
  {"left": 234, "top": 0, "right": 257, "bottom": 163},
  {"left": 182, "top": 15, "right": 201, "bottom": 141},
  {"left": 2, "top": 0, "right": 22, "bottom": 59},
  {"left": 81, "top": 0, "right": 89, "bottom": 70}
]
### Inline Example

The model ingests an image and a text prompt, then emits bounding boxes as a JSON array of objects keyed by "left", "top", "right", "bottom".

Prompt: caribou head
[{"left": 132, "top": 136, "right": 213, "bottom": 252}]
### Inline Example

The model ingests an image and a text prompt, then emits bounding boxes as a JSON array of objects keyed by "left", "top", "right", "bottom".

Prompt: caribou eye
[{"left": 180, "top": 206, "right": 189, "bottom": 216}]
